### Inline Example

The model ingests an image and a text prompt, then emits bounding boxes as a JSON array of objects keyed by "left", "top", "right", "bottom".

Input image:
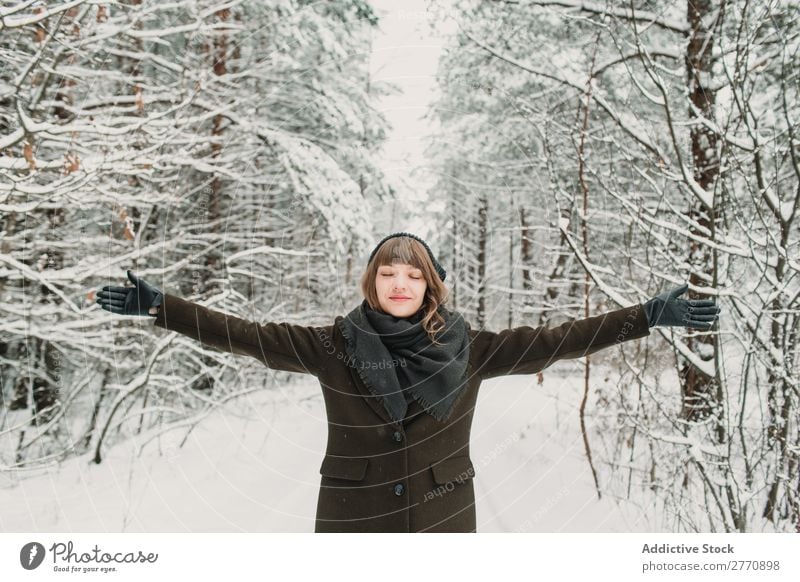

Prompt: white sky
[{"left": 366, "top": 0, "right": 458, "bottom": 239}]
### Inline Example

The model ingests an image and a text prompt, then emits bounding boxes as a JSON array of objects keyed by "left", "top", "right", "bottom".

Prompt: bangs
[{"left": 372, "top": 237, "right": 426, "bottom": 270}]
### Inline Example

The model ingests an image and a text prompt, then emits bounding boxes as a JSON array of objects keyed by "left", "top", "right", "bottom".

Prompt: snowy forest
[{"left": 1, "top": 0, "right": 798, "bottom": 533}]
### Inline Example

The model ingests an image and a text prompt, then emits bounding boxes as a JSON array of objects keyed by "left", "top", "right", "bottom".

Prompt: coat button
[
  {"left": 393, "top": 431, "right": 403, "bottom": 442},
  {"left": 394, "top": 483, "right": 405, "bottom": 495}
]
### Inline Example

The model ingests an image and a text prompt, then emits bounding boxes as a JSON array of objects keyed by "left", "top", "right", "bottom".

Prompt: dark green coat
[{"left": 153, "top": 294, "right": 650, "bottom": 532}]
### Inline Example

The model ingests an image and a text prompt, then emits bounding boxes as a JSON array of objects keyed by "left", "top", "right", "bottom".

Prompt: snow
[
  {"left": 0, "top": 127, "right": 24, "bottom": 150},
  {"left": 0, "top": 371, "right": 651, "bottom": 533},
  {"left": 0, "top": 0, "right": 84, "bottom": 28},
  {"left": 473, "top": 372, "right": 653, "bottom": 532},
  {"left": 519, "top": 0, "right": 687, "bottom": 34}
]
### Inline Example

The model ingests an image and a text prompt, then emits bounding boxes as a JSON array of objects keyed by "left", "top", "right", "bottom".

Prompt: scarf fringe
[{"left": 405, "top": 377, "right": 469, "bottom": 423}]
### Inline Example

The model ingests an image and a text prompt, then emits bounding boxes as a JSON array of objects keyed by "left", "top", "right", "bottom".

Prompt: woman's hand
[
  {"left": 644, "top": 283, "right": 720, "bottom": 329},
  {"left": 95, "top": 270, "right": 163, "bottom": 317}
]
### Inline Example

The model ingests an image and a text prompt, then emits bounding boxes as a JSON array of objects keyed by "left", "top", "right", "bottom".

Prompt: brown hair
[{"left": 360, "top": 236, "right": 450, "bottom": 345}]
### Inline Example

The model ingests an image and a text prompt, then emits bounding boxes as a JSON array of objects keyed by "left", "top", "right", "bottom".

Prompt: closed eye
[{"left": 380, "top": 273, "right": 422, "bottom": 279}]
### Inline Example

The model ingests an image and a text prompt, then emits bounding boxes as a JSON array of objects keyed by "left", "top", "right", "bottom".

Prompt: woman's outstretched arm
[
  {"left": 469, "top": 303, "right": 651, "bottom": 381},
  {"left": 151, "top": 293, "right": 330, "bottom": 376},
  {"left": 469, "top": 283, "right": 720, "bottom": 381},
  {"left": 96, "top": 270, "right": 329, "bottom": 376}
]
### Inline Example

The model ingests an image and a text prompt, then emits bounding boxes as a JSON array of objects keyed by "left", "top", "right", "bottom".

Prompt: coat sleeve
[
  {"left": 469, "top": 303, "right": 651, "bottom": 380},
  {"left": 152, "top": 293, "right": 330, "bottom": 377}
]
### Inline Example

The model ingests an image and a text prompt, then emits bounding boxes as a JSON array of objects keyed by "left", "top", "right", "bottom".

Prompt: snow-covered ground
[{"left": 0, "top": 368, "right": 651, "bottom": 533}]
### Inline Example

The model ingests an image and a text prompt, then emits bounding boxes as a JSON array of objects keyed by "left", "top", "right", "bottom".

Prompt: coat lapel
[
  {"left": 344, "top": 363, "right": 427, "bottom": 427},
  {"left": 333, "top": 315, "right": 398, "bottom": 427},
  {"left": 402, "top": 398, "right": 427, "bottom": 426},
  {"left": 347, "top": 364, "right": 401, "bottom": 427}
]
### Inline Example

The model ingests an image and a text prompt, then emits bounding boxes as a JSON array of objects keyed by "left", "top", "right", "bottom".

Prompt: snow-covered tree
[
  {"left": 425, "top": 0, "right": 798, "bottom": 532},
  {"left": 0, "top": 0, "right": 394, "bottom": 466}
]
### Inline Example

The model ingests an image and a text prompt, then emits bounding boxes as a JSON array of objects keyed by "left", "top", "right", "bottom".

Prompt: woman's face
[{"left": 375, "top": 262, "right": 427, "bottom": 318}]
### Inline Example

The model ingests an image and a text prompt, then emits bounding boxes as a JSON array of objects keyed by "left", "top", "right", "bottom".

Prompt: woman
[{"left": 96, "top": 232, "right": 720, "bottom": 532}]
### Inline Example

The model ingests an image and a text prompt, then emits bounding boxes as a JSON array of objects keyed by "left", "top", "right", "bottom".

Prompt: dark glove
[
  {"left": 96, "top": 270, "right": 163, "bottom": 317},
  {"left": 644, "top": 283, "right": 720, "bottom": 329}
]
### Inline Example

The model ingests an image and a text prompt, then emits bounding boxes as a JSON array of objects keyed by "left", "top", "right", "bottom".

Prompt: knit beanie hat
[{"left": 367, "top": 232, "right": 447, "bottom": 282}]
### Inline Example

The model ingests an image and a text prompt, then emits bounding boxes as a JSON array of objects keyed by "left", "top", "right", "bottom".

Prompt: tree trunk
[
  {"left": 192, "top": 7, "right": 230, "bottom": 393},
  {"left": 476, "top": 197, "right": 488, "bottom": 327},
  {"left": 680, "top": 0, "right": 721, "bottom": 424},
  {"left": 518, "top": 207, "right": 537, "bottom": 321}
]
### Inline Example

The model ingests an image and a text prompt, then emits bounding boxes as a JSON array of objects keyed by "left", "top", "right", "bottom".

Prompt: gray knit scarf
[{"left": 337, "top": 299, "right": 470, "bottom": 423}]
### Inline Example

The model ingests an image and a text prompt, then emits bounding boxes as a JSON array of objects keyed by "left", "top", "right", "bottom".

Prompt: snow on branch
[{"left": 500, "top": 0, "right": 687, "bottom": 34}]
